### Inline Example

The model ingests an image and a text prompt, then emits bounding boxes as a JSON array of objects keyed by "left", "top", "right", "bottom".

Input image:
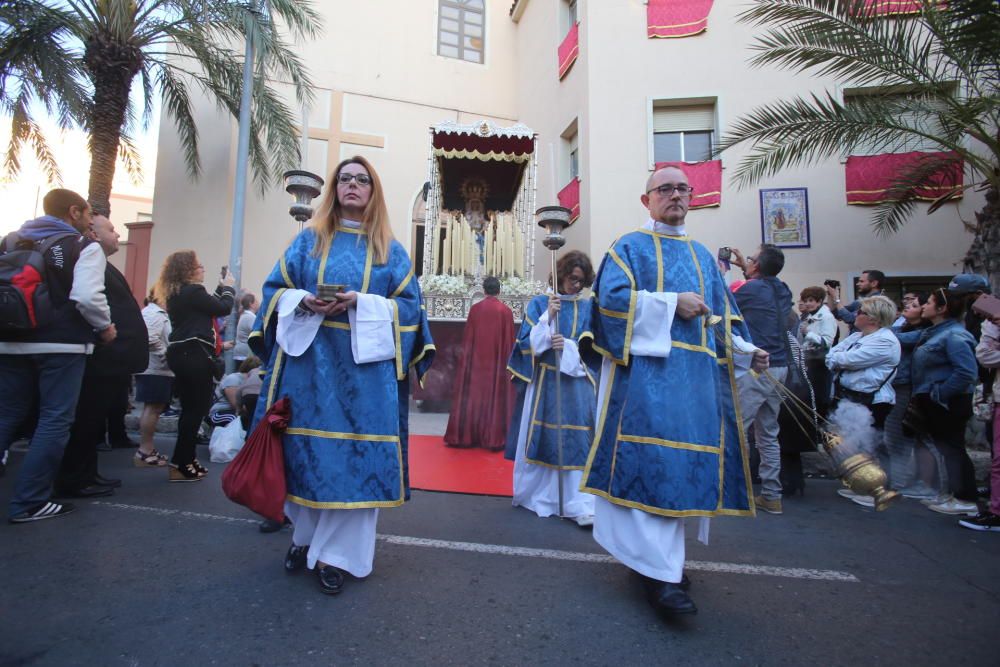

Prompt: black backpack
[{"left": 0, "top": 231, "right": 77, "bottom": 331}]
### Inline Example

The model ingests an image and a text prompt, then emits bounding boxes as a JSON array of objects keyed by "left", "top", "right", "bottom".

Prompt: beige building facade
[{"left": 149, "top": 0, "right": 983, "bottom": 304}]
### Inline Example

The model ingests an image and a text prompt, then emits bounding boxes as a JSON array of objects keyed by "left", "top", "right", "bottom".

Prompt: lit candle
[
  {"left": 453, "top": 215, "right": 460, "bottom": 275},
  {"left": 506, "top": 218, "right": 514, "bottom": 277},
  {"left": 483, "top": 217, "right": 493, "bottom": 275},
  {"left": 442, "top": 217, "right": 451, "bottom": 275}
]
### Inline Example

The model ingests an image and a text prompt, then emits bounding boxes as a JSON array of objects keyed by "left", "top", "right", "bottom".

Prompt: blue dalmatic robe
[
  {"left": 248, "top": 226, "right": 434, "bottom": 509},
  {"left": 580, "top": 229, "right": 754, "bottom": 517},
  {"left": 507, "top": 293, "right": 599, "bottom": 469}
]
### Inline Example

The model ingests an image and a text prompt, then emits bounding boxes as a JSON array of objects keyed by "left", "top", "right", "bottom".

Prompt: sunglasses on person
[{"left": 337, "top": 173, "right": 372, "bottom": 186}]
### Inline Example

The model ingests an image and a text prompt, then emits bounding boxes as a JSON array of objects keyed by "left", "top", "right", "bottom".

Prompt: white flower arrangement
[
  {"left": 419, "top": 273, "right": 468, "bottom": 295},
  {"left": 501, "top": 276, "right": 544, "bottom": 297}
]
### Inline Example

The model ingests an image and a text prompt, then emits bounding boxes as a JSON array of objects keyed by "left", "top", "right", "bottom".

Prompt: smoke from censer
[{"left": 828, "top": 401, "right": 878, "bottom": 459}]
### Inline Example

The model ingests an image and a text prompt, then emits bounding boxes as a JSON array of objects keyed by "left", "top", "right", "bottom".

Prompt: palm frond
[
  {"left": 5, "top": 91, "right": 61, "bottom": 183},
  {"left": 154, "top": 63, "right": 200, "bottom": 179},
  {"left": 724, "top": 0, "right": 1000, "bottom": 237},
  {"left": 1, "top": 0, "right": 322, "bottom": 206},
  {"left": 738, "top": 0, "right": 937, "bottom": 89},
  {"left": 117, "top": 132, "right": 144, "bottom": 185}
]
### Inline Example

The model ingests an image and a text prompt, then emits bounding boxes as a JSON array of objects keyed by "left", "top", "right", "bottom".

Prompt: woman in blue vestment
[
  {"left": 248, "top": 156, "right": 434, "bottom": 595},
  {"left": 508, "top": 250, "right": 599, "bottom": 526}
]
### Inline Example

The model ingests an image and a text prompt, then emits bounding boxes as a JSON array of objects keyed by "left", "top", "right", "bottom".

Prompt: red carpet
[{"left": 409, "top": 435, "right": 513, "bottom": 497}]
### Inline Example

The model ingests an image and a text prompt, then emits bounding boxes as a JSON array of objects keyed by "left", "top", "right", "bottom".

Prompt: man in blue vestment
[{"left": 582, "top": 166, "right": 769, "bottom": 617}]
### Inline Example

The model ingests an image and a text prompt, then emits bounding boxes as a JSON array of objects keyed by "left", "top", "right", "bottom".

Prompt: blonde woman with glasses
[
  {"left": 248, "top": 156, "right": 434, "bottom": 596},
  {"left": 825, "top": 295, "right": 901, "bottom": 508}
]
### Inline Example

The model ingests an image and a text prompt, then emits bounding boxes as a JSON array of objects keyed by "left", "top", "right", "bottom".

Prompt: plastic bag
[
  {"left": 209, "top": 418, "right": 246, "bottom": 463},
  {"left": 221, "top": 398, "right": 290, "bottom": 522}
]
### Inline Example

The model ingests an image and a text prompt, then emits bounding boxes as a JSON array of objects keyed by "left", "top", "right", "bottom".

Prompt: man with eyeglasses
[
  {"left": 826, "top": 269, "right": 885, "bottom": 334},
  {"left": 581, "top": 166, "right": 769, "bottom": 617}
]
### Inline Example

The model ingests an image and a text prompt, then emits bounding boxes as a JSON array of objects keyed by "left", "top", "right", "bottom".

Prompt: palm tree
[
  {"left": 719, "top": 0, "right": 1000, "bottom": 286},
  {"left": 0, "top": 1, "right": 320, "bottom": 216}
]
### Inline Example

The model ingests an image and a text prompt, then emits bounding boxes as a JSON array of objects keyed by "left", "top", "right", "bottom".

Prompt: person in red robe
[{"left": 444, "top": 276, "right": 517, "bottom": 450}]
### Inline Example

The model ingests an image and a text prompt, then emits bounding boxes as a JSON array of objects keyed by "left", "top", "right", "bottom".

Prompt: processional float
[{"left": 420, "top": 120, "right": 545, "bottom": 319}]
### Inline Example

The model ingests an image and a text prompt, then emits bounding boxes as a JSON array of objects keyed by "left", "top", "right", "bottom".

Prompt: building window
[
  {"left": 438, "top": 0, "right": 485, "bottom": 64},
  {"left": 561, "top": 119, "right": 579, "bottom": 181},
  {"left": 652, "top": 101, "right": 716, "bottom": 163},
  {"left": 843, "top": 87, "right": 949, "bottom": 155}
]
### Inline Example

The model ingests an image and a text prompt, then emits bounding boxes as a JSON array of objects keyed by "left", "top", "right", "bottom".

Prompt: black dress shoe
[
  {"left": 680, "top": 573, "right": 691, "bottom": 591},
  {"left": 259, "top": 517, "right": 291, "bottom": 533},
  {"left": 284, "top": 544, "right": 309, "bottom": 572},
  {"left": 315, "top": 565, "right": 345, "bottom": 595},
  {"left": 641, "top": 577, "right": 697, "bottom": 616},
  {"left": 57, "top": 484, "right": 115, "bottom": 499},
  {"left": 92, "top": 474, "right": 122, "bottom": 488}
]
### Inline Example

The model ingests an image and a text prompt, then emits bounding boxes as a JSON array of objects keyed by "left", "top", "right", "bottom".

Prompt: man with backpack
[{"left": 0, "top": 189, "right": 115, "bottom": 523}]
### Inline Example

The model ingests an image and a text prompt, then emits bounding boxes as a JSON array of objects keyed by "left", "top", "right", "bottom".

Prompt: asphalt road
[{"left": 1, "top": 441, "right": 998, "bottom": 667}]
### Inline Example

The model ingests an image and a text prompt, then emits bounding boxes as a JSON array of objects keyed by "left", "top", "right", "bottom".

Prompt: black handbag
[{"left": 901, "top": 397, "right": 928, "bottom": 437}]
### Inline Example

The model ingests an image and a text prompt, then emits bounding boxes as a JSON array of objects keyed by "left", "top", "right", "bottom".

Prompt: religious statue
[{"left": 460, "top": 178, "right": 490, "bottom": 268}]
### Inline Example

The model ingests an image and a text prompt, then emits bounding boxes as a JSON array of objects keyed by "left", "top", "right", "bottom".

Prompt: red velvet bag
[{"left": 221, "top": 397, "right": 291, "bottom": 522}]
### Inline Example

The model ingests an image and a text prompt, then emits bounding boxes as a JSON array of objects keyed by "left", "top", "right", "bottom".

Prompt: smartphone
[
  {"left": 221, "top": 265, "right": 228, "bottom": 279},
  {"left": 316, "top": 283, "right": 346, "bottom": 302},
  {"left": 972, "top": 293, "right": 1000, "bottom": 320},
  {"left": 717, "top": 246, "right": 732, "bottom": 271}
]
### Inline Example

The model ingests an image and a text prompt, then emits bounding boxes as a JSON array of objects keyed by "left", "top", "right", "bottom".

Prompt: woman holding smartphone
[
  {"left": 249, "top": 156, "right": 434, "bottom": 595},
  {"left": 156, "top": 251, "right": 235, "bottom": 481}
]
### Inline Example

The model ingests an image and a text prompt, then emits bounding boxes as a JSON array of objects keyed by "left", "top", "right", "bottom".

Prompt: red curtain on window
[
  {"left": 861, "top": 0, "right": 925, "bottom": 15},
  {"left": 558, "top": 22, "right": 579, "bottom": 79},
  {"left": 557, "top": 177, "right": 581, "bottom": 221},
  {"left": 654, "top": 160, "right": 722, "bottom": 209},
  {"left": 845, "top": 151, "right": 964, "bottom": 205},
  {"left": 647, "top": 0, "right": 714, "bottom": 39}
]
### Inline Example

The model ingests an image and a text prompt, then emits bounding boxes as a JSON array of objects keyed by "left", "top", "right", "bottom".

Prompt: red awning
[
  {"left": 432, "top": 124, "right": 534, "bottom": 212},
  {"left": 557, "top": 178, "right": 581, "bottom": 221},
  {"left": 654, "top": 160, "right": 722, "bottom": 209},
  {"left": 845, "top": 151, "right": 964, "bottom": 205},
  {"left": 432, "top": 130, "right": 534, "bottom": 162},
  {"left": 647, "top": 0, "right": 714, "bottom": 39},
  {"left": 558, "top": 23, "right": 579, "bottom": 79}
]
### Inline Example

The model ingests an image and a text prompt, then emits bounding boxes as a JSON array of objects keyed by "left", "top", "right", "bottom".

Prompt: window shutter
[{"left": 653, "top": 105, "right": 715, "bottom": 133}]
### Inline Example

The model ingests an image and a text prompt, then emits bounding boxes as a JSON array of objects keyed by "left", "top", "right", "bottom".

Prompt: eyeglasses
[
  {"left": 646, "top": 183, "right": 694, "bottom": 197},
  {"left": 337, "top": 173, "right": 372, "bottom": 186},
  {"left": 566, "top": 276, "right": 584, "bottom": 286},
  {"left": 858, "top": 309, "right": 872, "bottom": 317}
]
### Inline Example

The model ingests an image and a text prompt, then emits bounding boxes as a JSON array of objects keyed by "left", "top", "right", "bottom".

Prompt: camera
[
  {"left": 717, "top": 247, "right": 733, "bottom": 262},
  {"left": 824, "top": 279, "right": 840, "bottom": 289}
]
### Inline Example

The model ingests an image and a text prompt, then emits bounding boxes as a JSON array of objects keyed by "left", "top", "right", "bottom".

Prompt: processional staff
[{"left": 535, "top": 205, "right": 575, "bottom": 518}]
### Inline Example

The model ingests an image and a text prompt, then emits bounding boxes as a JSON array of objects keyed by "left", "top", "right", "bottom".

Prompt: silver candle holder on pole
[
  {"left": 535, "top": 204, "right": 575, "bottom": 518},
  {"left": 282, "top": 169, "right": 325, "bottom": 230}
]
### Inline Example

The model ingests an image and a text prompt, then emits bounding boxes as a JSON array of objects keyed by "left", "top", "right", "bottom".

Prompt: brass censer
[
  {"left": 820, "top": 431, "right": 900, "bottom": 511},
  {"left": 707, "top": 315, "right": 900, "bottom": 512}
]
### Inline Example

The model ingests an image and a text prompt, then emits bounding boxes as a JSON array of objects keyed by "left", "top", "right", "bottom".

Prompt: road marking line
[{"left": 92, "top": 501, "right": 858, "bottom": 583}]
